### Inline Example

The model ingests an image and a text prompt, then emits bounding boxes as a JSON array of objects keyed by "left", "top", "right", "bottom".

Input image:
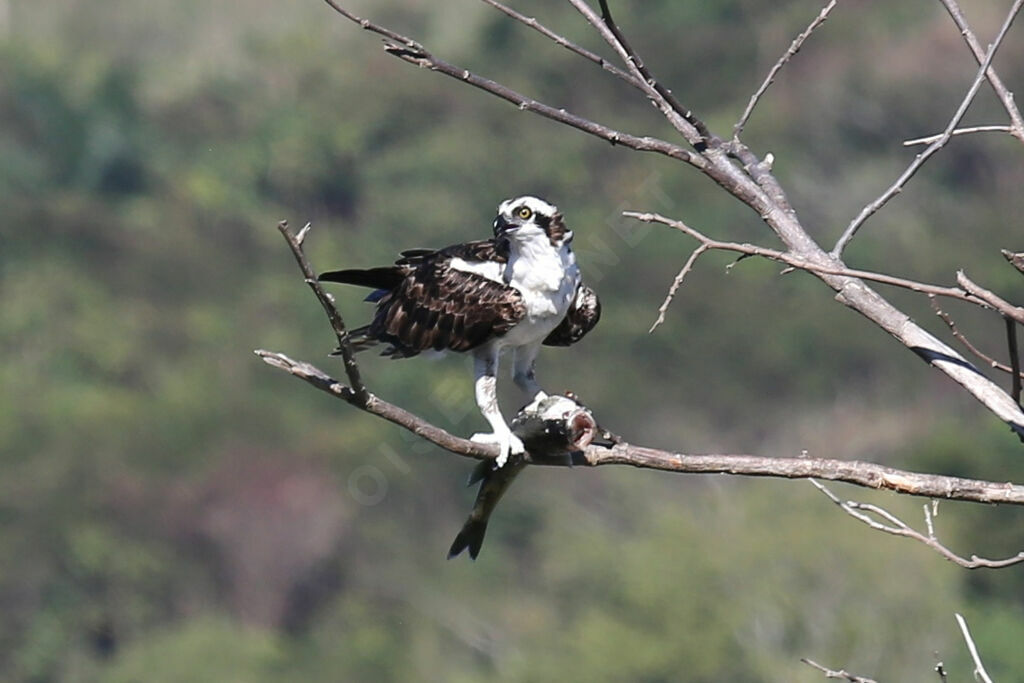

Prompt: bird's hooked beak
[{"left": 493, "top": 214, "right": 516, "bottom": 236}]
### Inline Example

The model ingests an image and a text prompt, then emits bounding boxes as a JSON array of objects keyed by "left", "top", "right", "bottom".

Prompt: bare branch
[
  {"left": 576, "top": 0, "right": 715, "bottom": 147},
  {"left": 1004, "top": 249, "right": 1024, "bottom": 275},
  {"left": 626, "top": 210, "right": 1024, "bottom": 443},
  {"left": 259, "top": 348, "right": 1024, "bottom": 505},
  {"left": 930, "top": 296, "right": 1024, "bottom": 379},
  {"left": 627, "top": 211, "right": 987, "bottom": 306},
  {"left": 256, "top": 349, "right": 499, "bottom": 461},
  {"left": 958, "top": 270, "right": 1024, "bottom": 325},
  {"left": 903, "top": 124, "right": 1015, "bottom": 146},
  {"left": 938, "top": 0, "right": 1024, "bottom": 141},
  {"left": 276, "top": 220, "right": 369, "bottom": 405},
  {"left": 649, "top": 244, "right": 709, "bottom": 333},
  {"left": 809, "top": 480, "right": 1024, "bottom": 568},
  {"left": 1008, "top": 315, "right": 1022, "bottom": 404},
  {"left": 734, "top": 0, "right": 840, "bottom": 138},
  {"left": 478, "top": 0, "right": 643, "bottom": 90},
  {"left": 320, "top": 0, "right": 702, "bottom": 168},
  {"left": 801, "top": 658, "right": 878, "bottom": 682},
  {"left": 832, "top": 0, "right": 1023, "bottom": 256},
  {"left": 955, "top": 613, "right": 994, "bottom": 683}
]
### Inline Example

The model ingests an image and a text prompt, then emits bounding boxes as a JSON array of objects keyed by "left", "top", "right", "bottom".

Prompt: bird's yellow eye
[{"left": 517, "top": 206, "right": 533, "bottom": 220}]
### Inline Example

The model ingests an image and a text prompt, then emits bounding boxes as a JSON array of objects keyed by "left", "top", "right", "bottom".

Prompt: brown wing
[
  {"left": 369, "top": 254, "right": 524, "bottom": 357},
  {"left": 543, "top": 283, "right": 601, "bottom": 347}
]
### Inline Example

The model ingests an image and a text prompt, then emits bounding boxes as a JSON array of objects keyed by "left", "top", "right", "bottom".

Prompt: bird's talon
[{"left": 471, "top": 432, "right": 524, "bottom": 468}]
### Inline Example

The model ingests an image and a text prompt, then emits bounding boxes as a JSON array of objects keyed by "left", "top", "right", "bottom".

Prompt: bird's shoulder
[{"left": 394, "top": 239, "right": 509, "bottom": 268}]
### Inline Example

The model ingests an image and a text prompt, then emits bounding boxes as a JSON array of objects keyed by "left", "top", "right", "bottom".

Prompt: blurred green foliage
[{"left": 2, "top": 0, "right": 1024, "bottom": 680}]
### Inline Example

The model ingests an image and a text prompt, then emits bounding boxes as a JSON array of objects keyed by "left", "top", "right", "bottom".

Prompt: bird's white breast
[{"left": 501, "top": 236, "right": 579, "bottom": 346}]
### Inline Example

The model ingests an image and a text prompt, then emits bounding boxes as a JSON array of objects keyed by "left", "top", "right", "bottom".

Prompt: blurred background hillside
[{"left": 3, "top": 0, "right": 1024, "bottom": 680}]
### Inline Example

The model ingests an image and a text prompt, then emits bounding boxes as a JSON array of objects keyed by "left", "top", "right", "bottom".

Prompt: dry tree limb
[
  {"left": 1007, "top": 316, "right": 1022, "bottom": 404},
  {"left": 957, "top": 271, "right": 1024, "bottom": 325},
  {"left": 628, "top": 211, "right": 987, "bottom": 307},
  {"left": 319, "top": 0, "right": 703, "bottom": 168},
  {"left": 624, "top": 206, "right": 1024, "bottom": 437},
  {"left": 903, "top": 124, "right": 1015, "bottom": 146},
  {"left": 571, "top": 0, "right": 714, "bottom": 147},
  {"left": 1003, "top": 249, "right": 1024, "bottom": 275},
  {"left": 930, "top": 296, "right": 1024, "bottom": 379},
  {"left": 477, "top": 0, "right": 643, "bottom": 90},
  {"left": 801, "top": 658, "right": 878, "bottom": 683},
  {"left": 734, "top": 0, "right": 840, "bottom": 138},
  {"left": 277, "top": 221, "right": 369, "bottom": 405},
  {"left": 256, "top": 350, "right": 499, "bottom": 460},
  {"left": 809, "top": 480, "right": 1024, "bottom": 568},
  {"left": 938, "top": 0, "right": 1024, "bottom": 141},
  {"left": 955, "top": 613, "right": 994, "bottom": 683},
  {"left": 257, "top": 349, "right": 1024, "bottom": 506},
  {"left": 831, "top": 0, "right": 1023, "bottom": 257},
  {"left": 649, "top": 244, "right": 708, "bottom": 333}
]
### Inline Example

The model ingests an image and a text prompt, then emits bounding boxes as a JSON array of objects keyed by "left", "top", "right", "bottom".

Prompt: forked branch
[
  {"left": 734, "top": 0, "right": 840, "bottom": 138},
  {"left": 831, "top": 0, "right": 1023, "bottom": 256},
  {"left": 809, "top": 480, "right": 1024, "bottom": 568}
]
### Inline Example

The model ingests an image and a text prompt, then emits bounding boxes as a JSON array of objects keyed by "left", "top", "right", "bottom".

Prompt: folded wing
[
  {"left": 320, "top": 245, "right": 526, "bottom": 357},
  {"left": 543, "top": 283, "right": 601, "bottom": 347}
]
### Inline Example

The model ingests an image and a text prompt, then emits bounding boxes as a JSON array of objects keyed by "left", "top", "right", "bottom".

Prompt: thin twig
[
  {"left": 930, "top": 296, "right": 1024, "bottom": 378},
  {"left": 276, "top": 221, "right": 369, "bottom": 405},
  {"left": 1008, "top": 315, "right": 1022, "bottom": 404},
  {"left": 734, "top": 0, "right": 840, "bottom": 138},
  {"left": 256, "top": 350, "right": 499, "bottom": 461},
  {"left": 832, "top": 0, "right": 1024, "bottom": 257},
  {"left": 259, "top": 349, "right": 1024, "bottom": 505},
  {"left": 903, "top": 124, "right": 1014, "bottom": 146},
  {"left": 564, "top": 0, "right": 711, "bottom": 149},
  {"left": 938, "top": 0, "right": 1024, "bottom": 141},
  {"left": 649, "top": 244, "right": 708, "bottom": 333},
  {"left": 955, "top": 613, "right": 994, "bottom": 683},
  {"left": 1003, "top": 249, "right": 1024, "bottom": 275},
  {"left": 800, "top": 658, "right": 878, "bottom": 682},
  {"left": 478, "top": 0, "right": 643, "bottom": 90},
  {"left": 958, "top": 270, "right": 1024, "bottom": 325},
  {"left": 809, "top": 479, "right": 1024, "bottom": 567}
]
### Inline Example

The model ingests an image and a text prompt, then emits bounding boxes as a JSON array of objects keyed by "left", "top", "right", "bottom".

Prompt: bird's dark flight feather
[
  {"left": 319, "top": 266, "right": 404, "bottom": 291},
  {"left": 319, "top": 240, "right": 524, "bottom": 357},
  {"left": 543, "top": 283, "right": 601, "bottom": 346}
]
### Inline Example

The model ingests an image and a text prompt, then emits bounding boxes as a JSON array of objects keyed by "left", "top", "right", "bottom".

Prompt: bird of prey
[{"left": 319, "top": 195, "right": 600, "bottom": 467}]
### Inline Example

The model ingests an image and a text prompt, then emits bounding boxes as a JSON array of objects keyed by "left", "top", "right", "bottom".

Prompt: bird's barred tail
[{"left": 447, "top": 519, "right": 488, "bottom": 560}]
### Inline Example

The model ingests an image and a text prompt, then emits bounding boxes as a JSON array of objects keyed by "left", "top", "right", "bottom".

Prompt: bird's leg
[
  {"left": 512, "top": 343, "right": 547, "bottom": 404},
  {"left": 470, "top": 349, "right": 524, "bottom": 467}
]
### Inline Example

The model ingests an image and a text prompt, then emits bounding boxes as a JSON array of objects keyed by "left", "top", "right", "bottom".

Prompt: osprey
[{"left": 319, "top": 196, "right": 600, "bottom": 467}]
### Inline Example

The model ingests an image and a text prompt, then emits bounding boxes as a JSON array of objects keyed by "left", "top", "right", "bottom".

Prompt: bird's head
[{"left": 493, "top": 195, "right": 570, "bottom": 247}]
